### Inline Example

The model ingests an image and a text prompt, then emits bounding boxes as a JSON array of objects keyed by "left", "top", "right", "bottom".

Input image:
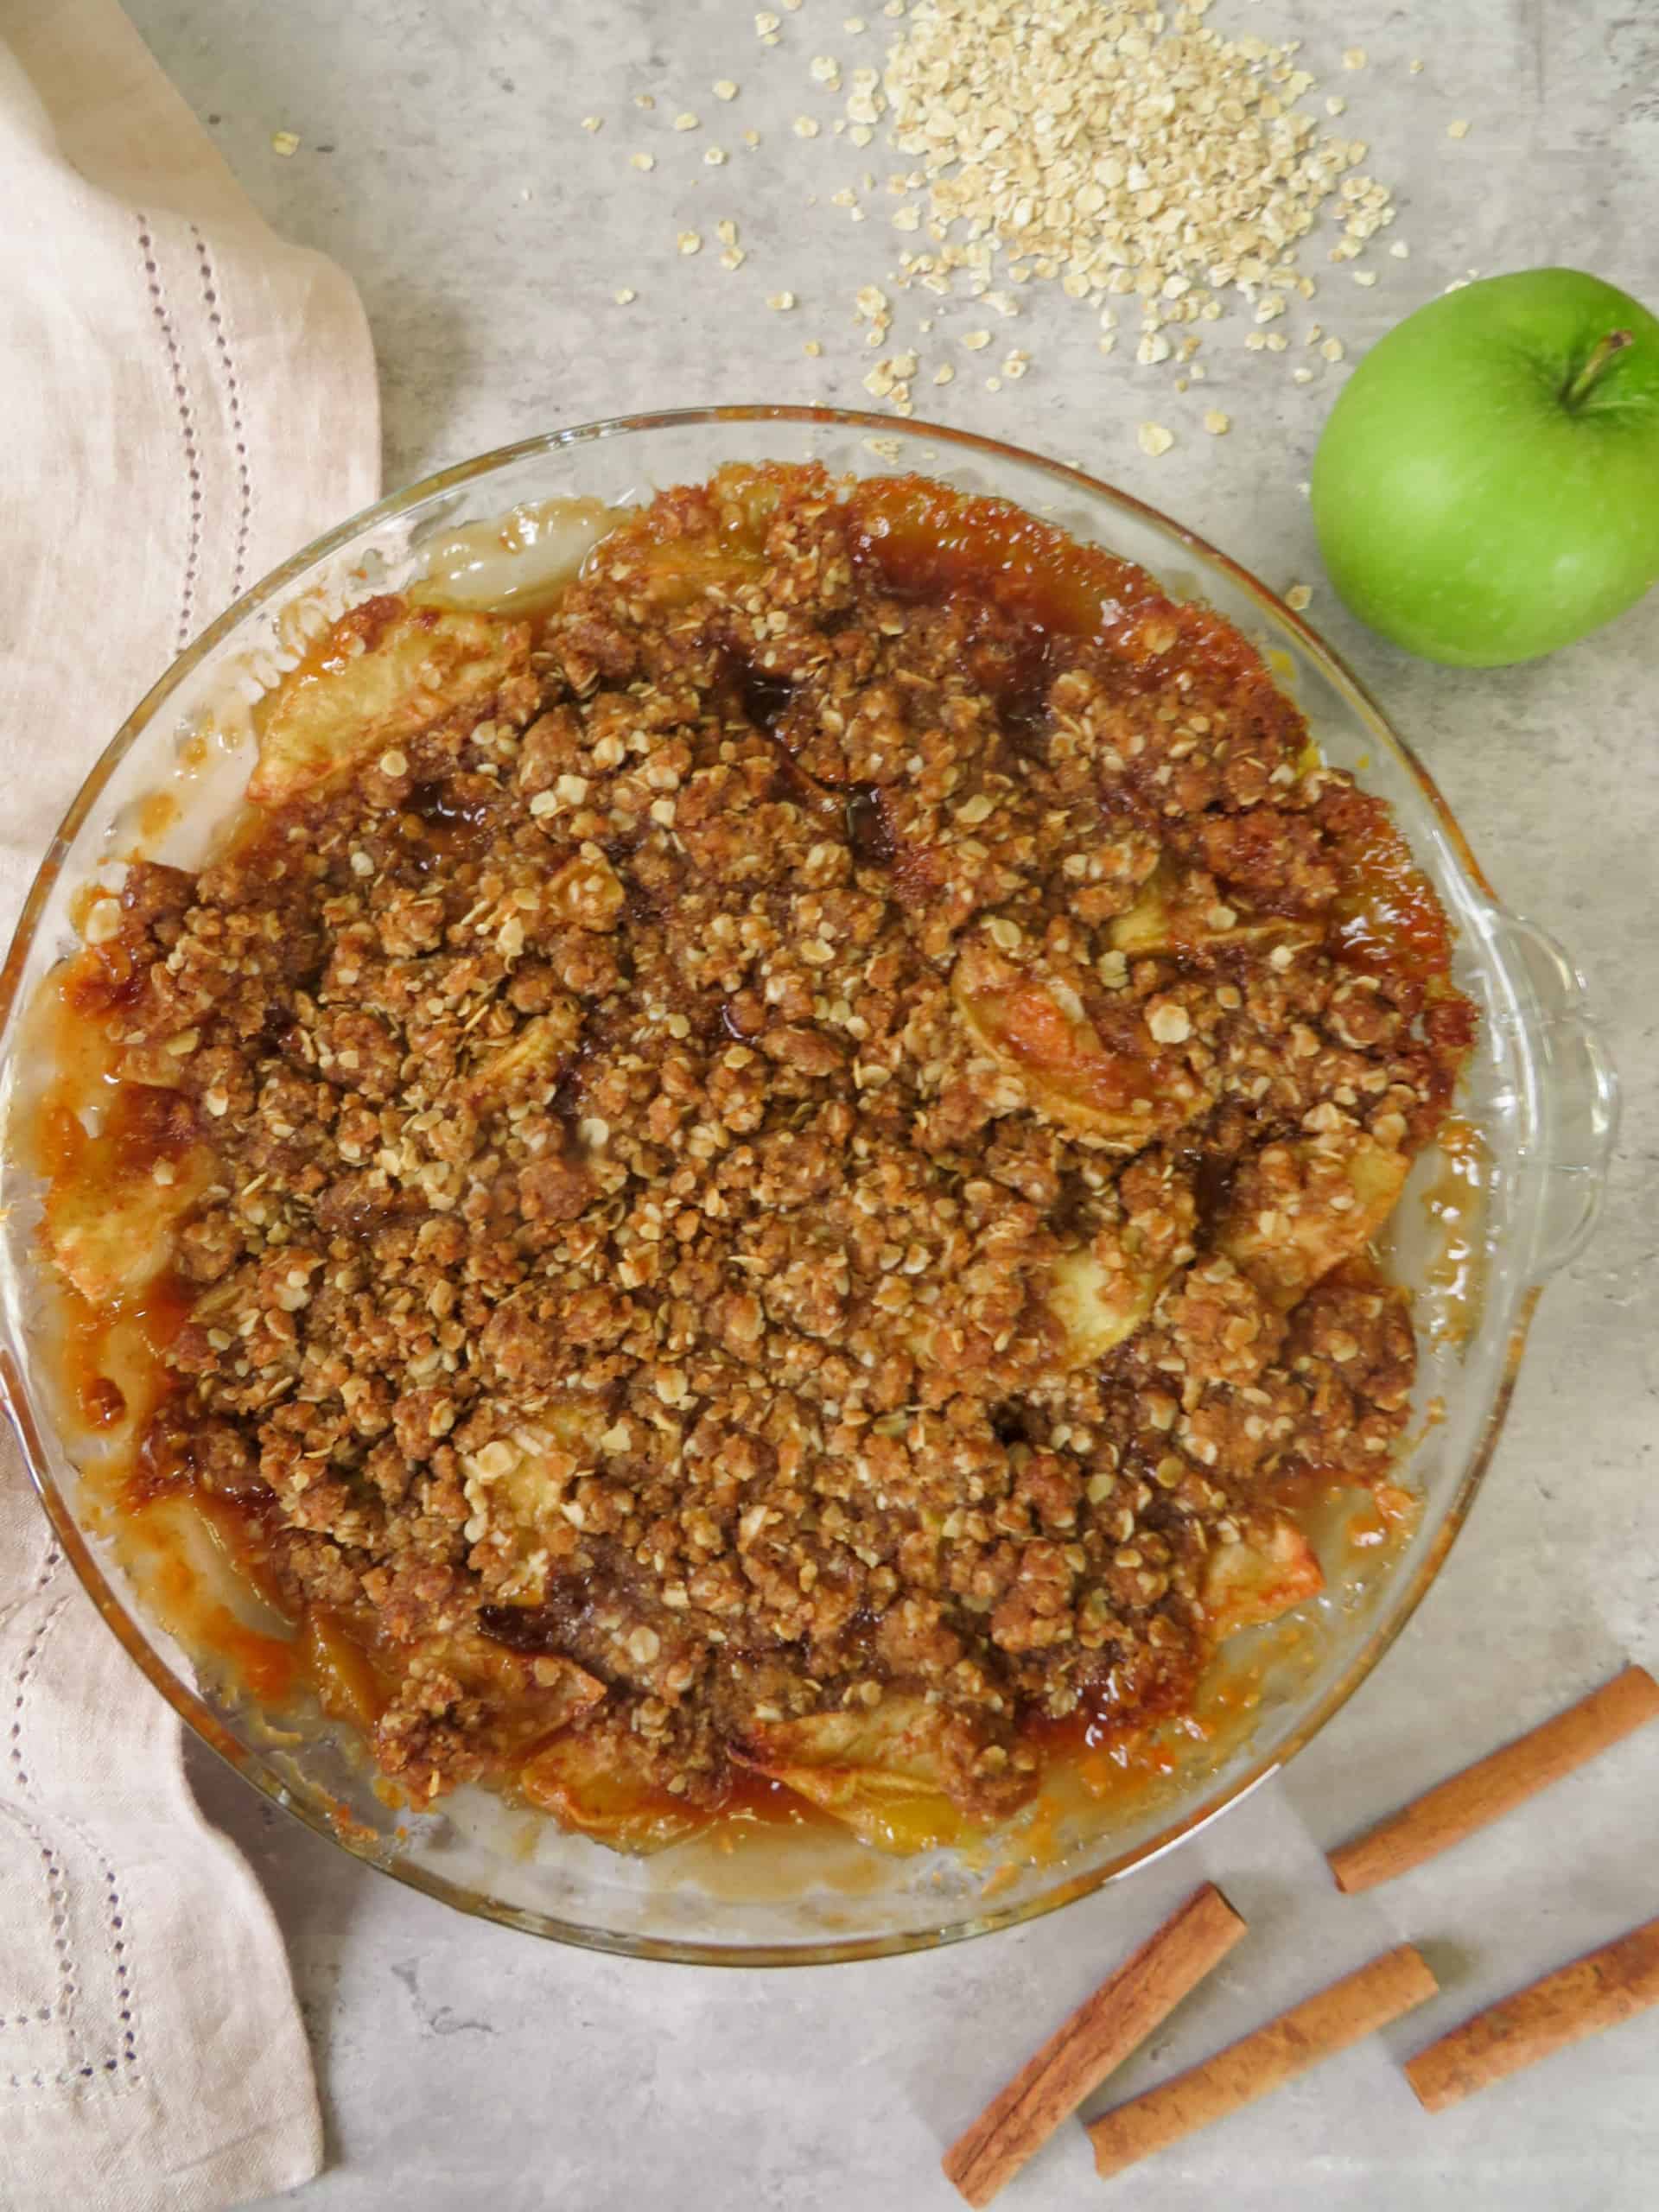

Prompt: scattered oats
[
  {"left": 810, "top": 54, "right": 841, "bottom": 83},
  {"left": 1002, "top": 352, "right": 1029, "bottom": 379},
  {"left": 1447, "top": 118, "right": 1471, "bottom": 139},
  {"left": 985, "top": 374, "right": 1002, "bottom": 391},
  {"left": 1325, "top": 96, "right": 1346, "bottom": 117},
  {"left": 767, "top": 289, "right": 798, "bottom": 310},
  {"left": 961, "top": 328, "right": 991, "bottom": 350},
  {"left": 933, "top": 362, "right": 955, "bottom": 384},
  {"left": 1292, "top": 365, "right": 1314, "bottom": 383},
  {"left": 794, "top": 115, "right": 821, "bottom": 137},
  {"left": 755, "top": 10, "right": 779, "bottom": 30},
  {"left": 719, "top": 245, "right": 747, "bottom": 270},
  {"left": 1137, "top": 422, "right": 1174, "bottom": 457},
  {"left": 270, "top": 130, "right": 300, "bottom": 156},
  {"left": 678, "top": 230, "right": 702, "bottom": 255},
  {"left": 1285, "top": 583, "right": 1313, "bottom": 611},
  {"left": 845, "top": 14, "right": 867, "bottom": 28},
  {"left": 742, "top": 128, "right": 761, "bottom": 146},
  {"left": 714, "top": 79, "right": 739, "bottom": 100},
  {"left": 581, "top": 115, "right": 603, "bottom": 133},
  {"left": 717, "top": 219, "right": 739, "bottom": 246},
  {"left": 1096, "top": 334, "right": 1116, "bottom": 354},
  {"left": 1389, "top": 240, "right": 1410, "bottom": 258},
  {"left": 864, "top": 435, "right": 903, "bottom": 460},
  {"left": 674, "top": 111, "right": 700, "bottom": 131},
  {"left": 1320, "top": 335, "right": 1346, "bottom": 362},
  {"left": 1343, "top": 47, "right": 1367, "bottom": 68},
  {"left": 634, "top": 92, "right": 656, "bottom": 109},
  {"left": 855, "top": 283, "right": 889, "bottom": 317},
  {"left": 705, "top": 145, "right": 728, "bottom": 164},
  {"left": 631, "top": 152, "right": 655, "bottom": 172},
  {"left": 1352, "top": 269, "right": 1377, "bottom": 286},
  {"left": 1203, "top": 409, "right": 1230, "bottom": 435},
  {"left": 804, "top": 338, "right": 823, "bottom": 356},
  {"left": 1409, "top": 57, "right": 1425, "bottom": 73},
  {"left": 613, "top": 287, "right": 636, "bottom": 305}
]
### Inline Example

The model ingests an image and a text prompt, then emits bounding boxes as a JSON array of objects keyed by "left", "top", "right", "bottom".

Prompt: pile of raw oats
[{"left": 580, "top": 0, "right": 1465, "bottom": 452}]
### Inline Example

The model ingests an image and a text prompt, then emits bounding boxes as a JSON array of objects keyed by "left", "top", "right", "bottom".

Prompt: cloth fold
[{"left": 0, "top": 4, "right": 379, "bottom": 2205}]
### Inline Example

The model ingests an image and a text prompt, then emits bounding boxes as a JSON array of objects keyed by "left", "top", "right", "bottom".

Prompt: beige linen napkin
[{"left": 0, "top": 3, "right": 378, "bottom": 2204}]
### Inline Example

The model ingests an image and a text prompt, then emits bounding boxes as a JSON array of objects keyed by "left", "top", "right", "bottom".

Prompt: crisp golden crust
[{"left": 39, "top": 463, "right": 1473, "bottom": 1849}]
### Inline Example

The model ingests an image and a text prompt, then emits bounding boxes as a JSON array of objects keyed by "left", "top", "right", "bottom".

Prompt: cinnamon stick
[
  {"left": 1086, "top": 1944, "right": 1437, "bottom": 2181},
  {"left": 942, "top": 1883, "right": 1246, "bottom": 2207},
  {"left": 1406, "top": 1916, "right": 1659, "bottom": 2113},
  {"left": 1328, "top": 1664, "right": 1659, "bottom": 1896}
]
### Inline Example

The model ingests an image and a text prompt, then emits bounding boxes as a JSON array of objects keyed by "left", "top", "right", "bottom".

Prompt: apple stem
[{"left": 1562, "top": 329, "right": 1634, "bottom": 408}]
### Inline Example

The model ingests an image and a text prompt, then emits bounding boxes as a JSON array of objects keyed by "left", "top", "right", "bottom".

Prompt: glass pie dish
[{"left": 0, "top": 406, "right": 1618, "bottom": 1964}]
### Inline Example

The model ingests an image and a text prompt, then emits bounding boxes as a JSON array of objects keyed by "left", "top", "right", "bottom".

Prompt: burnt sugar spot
[
  {"left": 735, "top": 660, "right": 795, "bottom": 733},
  {"left": 846, "top": 783, "right": 895, "bottom": 868}
]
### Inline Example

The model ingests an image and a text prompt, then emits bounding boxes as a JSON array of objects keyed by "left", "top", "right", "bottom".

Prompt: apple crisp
[{"left": 34, "top": 463, "right": 1473, "bottom": 1854}]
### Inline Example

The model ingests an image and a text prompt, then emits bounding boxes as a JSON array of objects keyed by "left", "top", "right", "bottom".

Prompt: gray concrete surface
[{"left": 122, "top": 3, "right": 1659, "bottom": 2205}]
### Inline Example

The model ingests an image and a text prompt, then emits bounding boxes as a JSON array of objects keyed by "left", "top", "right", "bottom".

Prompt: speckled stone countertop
[{"left": 118, "top": 3, "right": 1659, "bottom": 2205}]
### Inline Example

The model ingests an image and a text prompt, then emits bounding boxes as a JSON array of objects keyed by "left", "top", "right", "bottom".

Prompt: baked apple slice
[
  {"left": 735, "top": 1696, "right": 1033, "bottom": 1853},
  {"left": 1200, "top": 1520, "right": 1325, "bottom": 1639},
  {"left": 952, "top": 936, "right": 1209, "bottom": 1142},
  {"left": 1046, "top": 1230, "right": 1171, "bottom": 1368},
  {"left": 44, "top": 1123, "right": 218, "bottom": 1306},
  {"left": 251, "top": 595, "right": 530, "bottom": 804},
  {"left": 518, "top": 1720, "right": 714, "bottom": 1855},
  {"left": 1109, "top": 861, "right": 1325, "bottom": 960}
]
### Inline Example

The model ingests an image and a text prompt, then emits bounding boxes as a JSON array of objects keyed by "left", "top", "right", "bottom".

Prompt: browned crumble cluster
[{"left": 60, "top": 463, "right": 1471, "bottom": 1848}]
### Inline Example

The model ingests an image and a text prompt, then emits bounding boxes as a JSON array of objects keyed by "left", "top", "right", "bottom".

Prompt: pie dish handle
[{"left": 1488, "top": 910, "right": 1620, "bottom": 1283}]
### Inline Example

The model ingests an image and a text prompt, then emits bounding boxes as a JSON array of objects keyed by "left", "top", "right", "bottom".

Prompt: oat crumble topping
[{"left": 41, "top": 463, "right": 1472, "bottom": 1854}]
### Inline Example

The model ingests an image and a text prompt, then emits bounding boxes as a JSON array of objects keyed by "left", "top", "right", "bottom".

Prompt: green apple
[{"left": 1312, "top": 268, "right": 1659, "bottom": 666}]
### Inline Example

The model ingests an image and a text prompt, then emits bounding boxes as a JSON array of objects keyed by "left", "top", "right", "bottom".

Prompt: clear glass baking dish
[{"left": 0, "top": 406, "right": 1618, "bottom": 1965}]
